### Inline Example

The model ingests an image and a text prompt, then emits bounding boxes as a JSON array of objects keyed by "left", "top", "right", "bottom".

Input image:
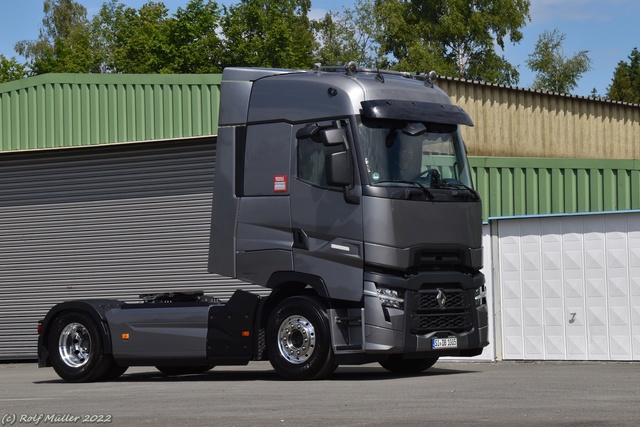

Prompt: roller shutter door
[
  {"left": 0, "top": 138, "right": 265, "bottom": 360},
  {"left": 498, "top": 213, "right": 640, "bottom": 361}
]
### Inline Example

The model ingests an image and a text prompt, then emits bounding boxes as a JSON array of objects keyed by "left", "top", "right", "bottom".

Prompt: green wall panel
[
  {"left": 0, "top": 74, "right": 222, "bottom": 152},
  {"left": 470, "top": 157, "right": 640, "bottom": 220}
]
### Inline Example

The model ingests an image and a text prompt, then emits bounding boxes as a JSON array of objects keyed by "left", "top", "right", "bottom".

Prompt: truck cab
[{"left": 209, "top": 65, "right": 488, "bottom": 378}]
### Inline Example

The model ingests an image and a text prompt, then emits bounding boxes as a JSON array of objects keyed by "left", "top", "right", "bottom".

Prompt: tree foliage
[
  {"left": 0, "top": 55, "right": 29, "bottom": 83},
  {"left": 92, "top": 0, "right": 222, "bottom": 74},
  {"left": 526, "top": 29, "right": 592, "bottom": 94},
  {"left": 220, "top": 0, "right": 315, "bottom": 69},
  {"left": 606, "top": 48, "right": 640, "bottom": 104},
  {"left": 93, "top": 1, "right": 173, "bottom": 73},
  {"left": 15, "top": 0, "right": 101, "bottom": 74},
  {"left": 312, "top": 0, "right": 380, "bottom": 68},
  {"left": 168, "top": 0, "right": 223, "bottom": 73},
  {"left": 375, "top": 0, "right": 530, "bottom": 85},
  {"left": 5, "top": 0, "right": 531, "bottom": 84}
]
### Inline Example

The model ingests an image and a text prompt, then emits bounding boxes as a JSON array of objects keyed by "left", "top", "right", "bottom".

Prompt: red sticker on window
[{"left": 274, "top": 175, "right": 288, "bottom": 192}]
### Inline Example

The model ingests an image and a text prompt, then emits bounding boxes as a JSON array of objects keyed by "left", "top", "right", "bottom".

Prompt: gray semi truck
[{"left": 37, "top": 64, "right": 488, "bottom": 382}]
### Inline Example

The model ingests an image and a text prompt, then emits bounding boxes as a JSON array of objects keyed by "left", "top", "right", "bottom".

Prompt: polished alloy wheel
[
  {"left": 276, "top": 315, "right": 316, "bottom": 364},
  {"left": 58, "top": 322, "right": 91, "bottom": 368}
]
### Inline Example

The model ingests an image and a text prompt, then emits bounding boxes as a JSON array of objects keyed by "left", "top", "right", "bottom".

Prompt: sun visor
[{"left": 361, "top": 100, "right": 474, "bottom": 127}]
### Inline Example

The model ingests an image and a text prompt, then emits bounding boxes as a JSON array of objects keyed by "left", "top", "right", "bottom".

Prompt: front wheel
[
  {"left": 48, "top": 312, "right": 118, "bottom": 382},
  {"left": 266, "top": 296, "right": 336, "bottom": 380},
  {"left": 379, "top": 356, "right": 438, "bottom": 374}
]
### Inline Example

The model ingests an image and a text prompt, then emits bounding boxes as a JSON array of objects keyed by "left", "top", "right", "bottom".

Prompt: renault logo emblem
[{"left": 436, "top": 289, "right": 447, "bottom": 309}]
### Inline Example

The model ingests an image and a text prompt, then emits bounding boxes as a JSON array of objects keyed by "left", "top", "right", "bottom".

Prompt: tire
[
  {"left": 266, "top": 295, "right": 336, "bottom": 380},
  {"left": 155, "top": 365, "right": 214, "bottom": 376},
  {"left": 48, "top": 312, "right": 118, "bottom": 382},
  {"left": 379, "top": 356, "right": 438, "bottom": 374},
  {"left": 103, "top": 364, "right": 128, "bottom": 381}
]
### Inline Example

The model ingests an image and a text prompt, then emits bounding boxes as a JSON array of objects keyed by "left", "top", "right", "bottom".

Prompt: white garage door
[{"left": 498, "top": 212, "right": 640, "bottom": 361}]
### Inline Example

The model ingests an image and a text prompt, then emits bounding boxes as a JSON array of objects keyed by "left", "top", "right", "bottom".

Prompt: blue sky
[{"left": 1, "top": 0, "right": 638, "bottom": 97}]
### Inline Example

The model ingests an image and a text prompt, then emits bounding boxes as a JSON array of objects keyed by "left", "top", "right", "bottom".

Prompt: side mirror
[
  {"left": 296, "top": 123, "right": 320, "bottom": 139},
  {"left": 320, "top": 128, "right": 347, "bottom": 146},
  {"left": 325, "top": 151, "right": 352, "bottom": 187}
]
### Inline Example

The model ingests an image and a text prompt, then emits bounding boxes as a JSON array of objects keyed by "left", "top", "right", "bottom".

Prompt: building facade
[{"left": 1, "top": 73, "right": 638, "bottom": 361}]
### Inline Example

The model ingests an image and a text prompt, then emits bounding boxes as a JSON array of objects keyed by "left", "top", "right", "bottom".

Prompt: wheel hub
[
  {"left": 58, "top": 322, "right": 91, "bottom": 368},
  {"left": 277, "top": 315, "right": 316, "bottom": 364}
]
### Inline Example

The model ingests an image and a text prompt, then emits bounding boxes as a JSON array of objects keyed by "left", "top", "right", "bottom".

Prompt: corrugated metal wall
[
  {"left": 0, "top": 138, "right": 264, "bottom": 360},
  {"left": 0, "top": 74, "right": 221, "bottom": 152},
  {"left": 470, "top": 157, "right": 640, "bottom": 221},
  {"left": 439, "top": 78, "right": 640, "bottom": 159},
  {"left": 3, "top": 73, "right": 638, "bottom": 160}
]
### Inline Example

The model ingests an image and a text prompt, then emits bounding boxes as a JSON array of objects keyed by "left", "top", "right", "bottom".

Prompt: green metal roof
[{"left": 0, "top": 73, "right": 222, "bottom": 152}]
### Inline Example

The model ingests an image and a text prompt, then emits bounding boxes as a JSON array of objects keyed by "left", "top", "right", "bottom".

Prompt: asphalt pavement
[{"left": 1, "top": 360, "right": 638, "bottom": 426}]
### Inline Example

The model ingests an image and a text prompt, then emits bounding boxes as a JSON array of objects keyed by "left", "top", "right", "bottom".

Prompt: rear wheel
[
  {"left": 379, "top": 356, "right": 438, "bottom": 374},
  {"left": 266, "top": 296, "right": 335, "bottom": 380},
  {"left": 155, "top": 365, "right": 214, "bottom": 376},
  {"left": 48, "top": 312, "right": 119, "bottom": 382}
]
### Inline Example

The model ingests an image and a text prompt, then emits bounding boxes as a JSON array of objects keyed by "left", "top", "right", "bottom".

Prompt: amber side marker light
[
  {"left": 122, "top": 333, "right": 130, "bottom": 340},
  {"left": 241, "top": 331, "right": 250, "bottom": 337}
]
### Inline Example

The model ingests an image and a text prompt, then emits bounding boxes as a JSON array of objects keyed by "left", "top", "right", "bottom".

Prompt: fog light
[{"left": 376, "top": 286, "right": 404, "bottom": 309}]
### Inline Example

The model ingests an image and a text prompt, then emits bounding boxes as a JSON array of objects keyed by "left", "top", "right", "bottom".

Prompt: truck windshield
[{"left": 358, "top": 119, "right": 473, "bottom": 191}]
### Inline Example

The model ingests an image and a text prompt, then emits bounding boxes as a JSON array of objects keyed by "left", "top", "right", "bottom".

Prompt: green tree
[
  {"left": 606, "top": 47, "right": 640, "bottom": 103},
  {"left": 92, "top": 1, "right": 172, "bottom": 73},
  {"left": 375, "top": 0, "right": 530, "bottom": 85},
  {"left": 167, "top": 0, "right": 223, "bottom": 73},
  {"left": 93, "top": 0, "right": 223, "bottom": 74},
  {"left": 526, "top": 29, "right": 592, "bottom": 94},
  {"left": 0, "top": 55, "right": 29, "bottom": 83},
  {"left": 220, "top": 0, "right": 315, "bottom": 69},
  {"left": 313, "top": 0, "right": 380, "bottom": 68},
  {"left": 15, "top": 0, "right": 100, "bottom": 74}
]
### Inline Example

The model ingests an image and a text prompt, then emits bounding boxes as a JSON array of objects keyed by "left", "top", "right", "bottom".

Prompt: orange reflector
[
  {"left": 121, "top": 333, "right": 130, "bottom": 340},
  {"left": 241, "top": 331, "right": 250, "bottom": 337}
]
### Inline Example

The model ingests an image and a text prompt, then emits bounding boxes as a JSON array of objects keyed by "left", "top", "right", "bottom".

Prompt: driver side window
[
  {"left": 297, "top": 137, "right": 344, "bottom": 189},
  {"left": 296, "top": 123, "right": 347, "bottom": 190}
]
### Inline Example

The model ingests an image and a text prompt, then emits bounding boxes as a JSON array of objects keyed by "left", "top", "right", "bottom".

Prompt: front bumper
[{"left": 361, "top": 270, "right": 489, "bottom": 356}]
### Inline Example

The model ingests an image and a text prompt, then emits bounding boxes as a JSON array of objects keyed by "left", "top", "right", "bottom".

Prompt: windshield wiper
[
  {"left": 374, "top": 180, "right": 435, "bottom": 200},
  {"left": 436, "top": 179, "right": 481, "bottom": 200}
]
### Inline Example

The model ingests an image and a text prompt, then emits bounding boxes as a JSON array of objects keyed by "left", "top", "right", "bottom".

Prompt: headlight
[
  {"left": 475, "top": 286, "right": 486, "bottom": 306},
  {"left": 376, "top": 286, "right": 404, "bottom": 309}
]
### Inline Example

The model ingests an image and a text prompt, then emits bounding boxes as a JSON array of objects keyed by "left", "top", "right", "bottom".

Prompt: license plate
[{"left": 432, "top": 337, "right": 458, "bottom": 349}]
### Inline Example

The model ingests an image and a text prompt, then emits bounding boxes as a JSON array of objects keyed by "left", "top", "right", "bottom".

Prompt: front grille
[
  {"left": 410, "top": 288, "right": 473, "bottom": 334},
  {"left": 414, "top": 290, "right": 468, "bottom": 310},
  {"left": 411, "top": 313, "right": 473, "bottom": 333}
]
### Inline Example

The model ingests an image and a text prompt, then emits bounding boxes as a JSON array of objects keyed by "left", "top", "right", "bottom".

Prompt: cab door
[{"left": 289, "top": 120, "right": 364, "bottom": 302}]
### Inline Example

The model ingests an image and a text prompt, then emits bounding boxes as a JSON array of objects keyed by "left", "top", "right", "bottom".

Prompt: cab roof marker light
[{"left": 345, "top": 61, "right": 358, "bottom": 75}]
